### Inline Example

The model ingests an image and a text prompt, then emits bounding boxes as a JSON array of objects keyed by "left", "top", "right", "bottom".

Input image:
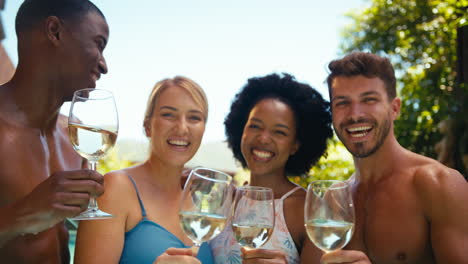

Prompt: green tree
[
  {"left": 291, "top": 138, "right": 355, "bottom": 188},
  {"left": 341, "top": 0, "right": 468, "bottom": 176},
  {"left": 97, "top": 149, "right": 134, "bottom": 175}
]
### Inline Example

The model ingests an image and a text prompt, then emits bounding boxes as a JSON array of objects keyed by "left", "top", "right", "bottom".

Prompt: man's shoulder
[
  {"left": 408, "top": 152, "right": 462, "bottom": 185},
  {"left": 408, "top": 152, "right": 467, "bottom": 209}
]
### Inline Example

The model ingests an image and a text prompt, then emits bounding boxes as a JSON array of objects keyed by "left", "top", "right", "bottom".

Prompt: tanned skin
[
  {"left": 321, "top": 76, "right": 468, "bottom": 264},
  {"left": 0, "top": 11, "right": 108, "bottom": 263}
]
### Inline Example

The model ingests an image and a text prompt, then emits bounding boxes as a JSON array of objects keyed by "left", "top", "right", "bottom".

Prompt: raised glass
[
  {"left": 231, "top": 186, "right": 275, "bottom": 249},
  {"left": 179, "top": 167, "right": 233, "bottom": 254},
  {"left": 304, "top": 180, "right": 355, "bottom": 252},
  {"left": 68, "top": 88, "right": 118, "bottom": 220}
]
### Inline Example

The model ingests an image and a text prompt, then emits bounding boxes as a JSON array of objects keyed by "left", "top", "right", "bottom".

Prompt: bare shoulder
[
  {"left": 409, "top": 153, "right": 468, "bottom": 215},
  {"left": 102, "top": 168, "right": 136, "bottom": 194},
  {"left": 411, "top": 154, "right": 466, "bottom": 192},
  {"left": 283, "top": 186, "right": 307, "bottom": 223}
]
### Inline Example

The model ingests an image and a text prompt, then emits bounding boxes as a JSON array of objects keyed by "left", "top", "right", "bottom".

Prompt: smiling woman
[
  {"left": 74, "top": 76, "right": 214, "bottom": 264},
  {"left": 211, "top": 73, "right": 333, "bottom": 264}
]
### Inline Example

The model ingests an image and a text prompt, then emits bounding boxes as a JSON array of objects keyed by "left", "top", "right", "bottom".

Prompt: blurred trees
[
  {"left": 294, "top": 139, "right": 354, "bottom": 188},
  {"left": 97, "top": 150, "right": 134, "bottom": 175},
  {"left": 340, "top": 0, "right": 468, "bottom": 176}
]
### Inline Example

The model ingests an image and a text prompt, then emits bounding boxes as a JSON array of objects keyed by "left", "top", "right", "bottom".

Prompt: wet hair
[
  {"left": 225, "top": 73, "right": 333, "bottom": 176},
  {"left": 326, "top": 52, "right": 397, "bottom": 100},
  {"left": 143, "top": 76, "right": 208, "bottom": 133},
  {"left": 15, "top": 0, "right": 104, "bottom": 35}
]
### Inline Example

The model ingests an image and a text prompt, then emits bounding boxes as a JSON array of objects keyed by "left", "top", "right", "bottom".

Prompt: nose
[
  {"left": 257, "top": 130, "right": 272, "bottom": 145},
  {"left": 98, "top": 56, "right": 108, "bottom": 75},
  {"left": 175, "top": 117, "right": 189, "bottom": 135},
  {"left": 348, "top": 102, "right": 364, "bottom": 122}
]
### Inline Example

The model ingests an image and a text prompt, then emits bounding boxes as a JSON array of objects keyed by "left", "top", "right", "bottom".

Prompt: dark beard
[{"left": 338, "top": 115, "right": 392, "bottom": 158}]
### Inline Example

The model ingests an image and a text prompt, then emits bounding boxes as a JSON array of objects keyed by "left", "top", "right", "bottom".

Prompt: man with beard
[
  {"left": 0, "top": 0, "right": 107, "bottom": 263},
  {"left": 321, "top": 52, "right": 468, "bottom": 264}
]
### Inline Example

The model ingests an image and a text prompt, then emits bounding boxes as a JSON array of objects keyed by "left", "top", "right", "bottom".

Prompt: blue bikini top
[{"left": 119, "top": 175, "right": 214, "bottom": 264}]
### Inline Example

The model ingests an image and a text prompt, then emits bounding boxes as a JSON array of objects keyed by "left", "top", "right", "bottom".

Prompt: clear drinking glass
[
  {"left": 231, "top": 186, "right": 275, "bottom": 249},
  {"left": 179, "top": 167, "right": 233, "bottom": 254},
  {"left": 304, "top": 180, "right": 355, "bottom": 252},
  {"left": 68, "top": 88, "right": 118, "bottom": 220}
]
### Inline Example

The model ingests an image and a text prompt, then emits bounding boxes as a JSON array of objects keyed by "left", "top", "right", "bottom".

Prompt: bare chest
[
  {"left": 0, "top": 127, "right": 82, "bottom": 204},
  {"left": 348, "top": 183, "right": 434, "bottom": 264}
]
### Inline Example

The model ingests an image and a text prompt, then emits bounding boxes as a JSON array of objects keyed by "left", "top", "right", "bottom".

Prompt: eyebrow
[
  {"left": 250, "top": 117, "right": 290, "bottom": 130},
  {"left": 332, "top": 91, "right": 382, "bottom": 102},
  {"left": 159, "top": 106, "right": 203, "bottom": 114},
  {"left": 360, "top": 91, "right": 381, "bottom": 97},
  {"left": 331, "top": 95, "right": 348, "bottom": 102}
]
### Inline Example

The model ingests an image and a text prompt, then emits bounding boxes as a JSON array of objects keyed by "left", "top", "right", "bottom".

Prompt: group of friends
[{"left": 1, "top": 1, "right": 467, "bottom": 264}]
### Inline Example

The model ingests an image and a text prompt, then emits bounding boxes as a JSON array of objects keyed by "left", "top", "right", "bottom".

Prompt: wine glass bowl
[
  {"left": 231, "top": 186, "right": 275, "bottom": 250},
  {"left": 304, "top": 180, "right": 355, "bottom": 253},
  {"left": 179, "top": 167, "right": 233, "bottom": 253},
  {"left": 68, "top": 88, "right": 118, "bottom": 220}
]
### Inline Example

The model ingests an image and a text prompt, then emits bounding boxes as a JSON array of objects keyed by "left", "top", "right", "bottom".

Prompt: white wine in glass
[
  {"left": 179, "top": 167, "right": 233, "bottom": 254},
  {"left": 68, "top": 88, "right": 118, "bottom": 220},
  {"left": 304, "top": 180, "right": 355, "bottom": 253},
  {"left": 232, "top": 186, "right": 274, "bottom": 249}
]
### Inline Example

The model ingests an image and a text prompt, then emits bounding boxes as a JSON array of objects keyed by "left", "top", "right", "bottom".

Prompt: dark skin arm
[{"left": 0, "top": 169, "right": 104, "bottom": 247}]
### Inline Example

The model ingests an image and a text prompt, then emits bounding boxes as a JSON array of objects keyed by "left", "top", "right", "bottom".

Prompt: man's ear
[
  {"left": 45, "top": 16, "right": 63, "bottom": 45},
  {"left": 391, "top": 97, "right": 401, "bottom": 120}
]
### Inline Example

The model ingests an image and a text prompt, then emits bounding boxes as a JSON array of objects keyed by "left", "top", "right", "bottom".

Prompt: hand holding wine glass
[
  {"left": 179, "top": 167, "right": 233, "bottom": 254},
  {"left": 232, "top": 186, "right": 275, "bottom": 250},
  {"left": 68, "top": 88, "right": 118, "bottom": 220},
  {"left": 304, "top": 180, "right": 355, "bottom": 253}
]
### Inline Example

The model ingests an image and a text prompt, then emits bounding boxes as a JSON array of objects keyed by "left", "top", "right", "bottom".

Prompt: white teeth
[
  {"left": 350, "top": 132, "right": 367, "bottom": 138},
  {"left": 253, "top": 149, "right": 273, "bottom": 158},
  {"left": 347, "top": 126, "right": 371, "bottom": 132},
  {"left": 169, "top": 140, "right": 189, "bottom": 146}
]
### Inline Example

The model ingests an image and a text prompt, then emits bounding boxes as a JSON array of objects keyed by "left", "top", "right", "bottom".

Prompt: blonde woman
[{"left": 74, "top": 76, "right": 213, "bottom": 264}]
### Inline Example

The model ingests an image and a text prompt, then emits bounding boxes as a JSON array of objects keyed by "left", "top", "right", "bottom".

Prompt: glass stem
[
  {"left": 88, "top": 160, "right": 98, "bottom": 211},
  {"left": 191, "top": 243, "right": 201, "bottom": 256}
]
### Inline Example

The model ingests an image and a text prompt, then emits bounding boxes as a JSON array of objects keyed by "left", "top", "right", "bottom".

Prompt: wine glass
[
  {"left": 179, "top": 167, "right": 233, "bottom": 254},
  {"left": 304, "top": 180, "right": 355, "bottom": 253},
  {"left": 68, "top": 88, "right": 118, "bottom": 220},
  {"left": 231, "top": 186, "right": 275, "bottom": 250}
]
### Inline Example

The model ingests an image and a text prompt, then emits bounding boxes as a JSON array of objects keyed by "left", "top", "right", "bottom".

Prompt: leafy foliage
[
  {"left": 97, "top": 149, "right": 135, "bottom": 175},
  {"left": 341, "top": 0, "right": 468, "bottom": 159},
  {"left": 290, "top": 138, "right": 354, "bottom": 188}
]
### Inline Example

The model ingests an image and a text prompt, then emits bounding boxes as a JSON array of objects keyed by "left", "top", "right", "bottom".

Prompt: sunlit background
[{"left": 2, "top": 0, "right": 367, "bottom": 142}]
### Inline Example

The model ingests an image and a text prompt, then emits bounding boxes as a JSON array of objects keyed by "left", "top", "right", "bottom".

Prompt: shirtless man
[
  {"left": 321, "top": 52, "right": 468, "bottom": 264},
  {"left": 0, "top": 0, "right": 108, "bottom": 262}
]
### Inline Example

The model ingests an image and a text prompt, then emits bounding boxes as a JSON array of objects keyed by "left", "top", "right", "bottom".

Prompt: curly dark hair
[{"left": 225, "top": 73, "right": 333, "bottom": 176}]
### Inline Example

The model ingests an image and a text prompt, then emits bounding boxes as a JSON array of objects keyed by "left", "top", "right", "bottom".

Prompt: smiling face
[
  {"left": 240, "top": 98, "right": 299, "bottom": 177},
  {"left": 60, "top": 11, "right": 109, "bottom": 98},
  {"left": 145, "top": 85, "right": 206, "bottom": 167},
  {"left": 331, "top": 75, "right": 400, "bottom": 158}
]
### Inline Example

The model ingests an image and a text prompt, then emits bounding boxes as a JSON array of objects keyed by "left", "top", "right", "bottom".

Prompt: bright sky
[{"left": 2, "top": 0, "right": 367, "bottom": 144}]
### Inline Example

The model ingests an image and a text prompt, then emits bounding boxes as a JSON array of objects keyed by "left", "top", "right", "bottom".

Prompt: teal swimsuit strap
[{"left": 126, "top": 175, "right": 148, "bottom": 218}]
